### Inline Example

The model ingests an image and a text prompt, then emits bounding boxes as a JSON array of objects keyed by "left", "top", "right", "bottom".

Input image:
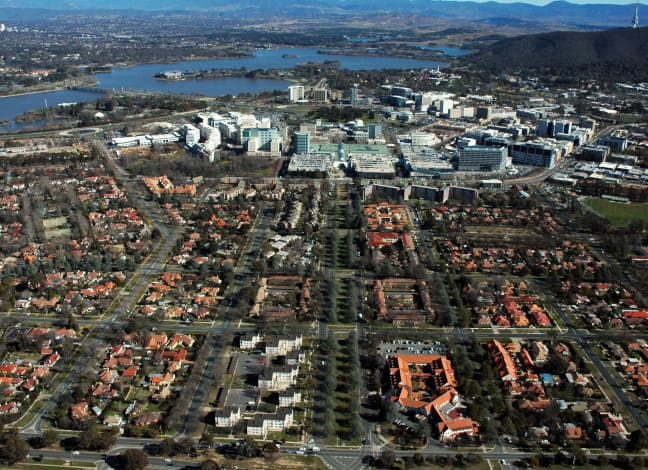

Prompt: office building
[
  {"left": 510, "top": 140, "right": 560, "bottom": 168},
  {"left": 354, "top": 130, "right": 369, "bottom": 144},
  {"left": 183, "top": 124, "right": 200, "bottom": 146},
  {"left": 597, "top": 135, "right": 628, "bottom": 152},
  {"left": 368, "top": 124, "right": 382, "bottom": 139},
  {"left": 581, "top": 145, "right": 609, "bottom": 162},
  {"left": 401, "top": 146, "right": 453, "bottom": 177},
  {"left": 391, "top": 85, "right": 413, "bottom": 98},
  {"left": 242, "top": 128, "right": 282, "bottom": 155},
  {"left": 458, "top": 146, "right": 508, "bottom": 172},
  {"left": 350, "top": 86, "right": 360, "bottom": 106},
  {"left": 439, "top": 99, "right": 454, "bottom": 115},
  {"left": 294, "top": 131, "right": 310, "bottom": 154},
  {"left": 288, "top": 153, "right": 333, "bottom": 174},
  {"left": 313, "top": 88, "right": 329, "bottom": 103},
  {"left": 288, "top": 85, "right": 305, "bottom": 103},
  {"left": 538, "top": 119, "right": 573, "bottom": 138},
  {"left": 350, "top": 154, "right": 395, "bottom": 179}
]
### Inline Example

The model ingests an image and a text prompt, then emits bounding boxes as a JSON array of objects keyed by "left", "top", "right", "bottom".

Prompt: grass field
[{"left": 582, "top": 198, "right": 648, "bottom": 228}]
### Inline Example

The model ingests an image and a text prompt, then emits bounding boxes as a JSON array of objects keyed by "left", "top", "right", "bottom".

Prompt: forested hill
[{"left": 465, "top": 27, "right": 648, "bottom": 80}]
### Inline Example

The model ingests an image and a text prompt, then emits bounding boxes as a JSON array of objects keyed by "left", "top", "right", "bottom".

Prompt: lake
[
  {"left": 1, "top": 47, "right": 454, "bottom": 130},
  {"left": 0, "top": 90, "right": 106, "bottom": 131},
  {"left": 97, "top": 47, "right": 448, "bottom": 94}
]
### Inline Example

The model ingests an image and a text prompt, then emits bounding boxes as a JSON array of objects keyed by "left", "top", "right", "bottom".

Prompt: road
[
  {"left": 504, "top": 123, "right": 624, "bottom": 186},
  {"left": 175, "top": 202, "right": 273, "bottom": 436},
  {"left": 19, "top": 144, "right": 186, "bottom": 435},
  {"left": 30, "top": 440, "right": 648, "bottom": 470}
]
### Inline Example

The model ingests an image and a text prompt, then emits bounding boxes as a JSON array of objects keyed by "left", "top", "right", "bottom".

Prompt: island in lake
[{"left": 155, "top": 70, "right": 202, "bottom": 80}]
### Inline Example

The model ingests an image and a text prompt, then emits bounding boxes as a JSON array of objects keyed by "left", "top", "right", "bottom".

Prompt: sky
[
  {"left": 5, "top": 0, "right": 648, "bottom": 7},
  {"left": 465, "top": 0, "right": 644, "bottom": 3}
]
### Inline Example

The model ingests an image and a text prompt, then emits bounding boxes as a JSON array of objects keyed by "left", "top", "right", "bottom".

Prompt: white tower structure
[{"left": 633, "top": 1, "right": 639, "bottom": 29}]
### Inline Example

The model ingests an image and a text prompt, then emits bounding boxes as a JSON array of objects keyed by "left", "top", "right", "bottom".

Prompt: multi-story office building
[
  {"left": 597, "top": 135, "right": 628, "bottom": 152},
  {"left": 350, "top": 86, "right": 360, "bottom": 106},
  {"left": 293, "top": 131, "right": 310, "bottom": 154},
  {"left": 313, "top": 88, "right": 329, "bottom": 103},
  {"left": 511, "top": 140, "right": 560, "bottom": 168},
  {"left": 368, "top": 124, "right": 383, "bottom": 139},
  {"left": 242, "top": 128, "right": 282, "bottom": 154},
  {"left": 288, "top": 85, "right": 305, "bottom": 103},
  {"left": 458, "top": 146, "right": 508, "bottom": 172},
  {"left": 183, "top": 124, "right": 200, "bottom": 146}
]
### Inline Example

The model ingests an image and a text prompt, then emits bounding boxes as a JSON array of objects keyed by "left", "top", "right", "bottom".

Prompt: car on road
[{"left": 72, "top": 451, "right": 80, "bottom": 455}]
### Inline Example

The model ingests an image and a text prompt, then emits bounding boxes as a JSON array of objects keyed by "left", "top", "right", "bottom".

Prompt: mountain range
[
  {"left": 465, "top": 26, "right": 648, "bottom": 80},
  {"left": 0, "top": 1, "right": 643, "bottom": 29}
]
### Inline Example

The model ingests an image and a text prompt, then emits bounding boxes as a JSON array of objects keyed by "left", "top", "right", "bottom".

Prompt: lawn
[
  {"left": 17, "top": 459, "right": 96, "bottom": 469},
  {"left": 582, "top": 198, "right": 648, "bottom": 228}
]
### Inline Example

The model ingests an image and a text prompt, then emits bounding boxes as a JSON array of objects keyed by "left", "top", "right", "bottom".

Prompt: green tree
[
  {"left": 377, "top": 449, "right": 396, "bottom": 468},
  {"left": 200, "top": 460, "right": 221, "bottom": 470},
  {"left": 0, "top": 429, "right": 30, "bottom": 465},
  {"left": 42, "top": 429, "right": 59, "bottom": 447},
  {"left": 119, "top": 449, "right": 149, "bottom": 470},
  {"left": 628, "top": 429, "right": 648, "bottom": 451}
]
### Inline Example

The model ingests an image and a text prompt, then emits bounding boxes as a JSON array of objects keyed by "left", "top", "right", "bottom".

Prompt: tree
[
  {"left": 159, "top": 437, "right": 177, "bottom": 456},
  {"left": 199, "top": 460, "right": 221, "bottom": 470},
  {"left": 42, "top": 429, "right": 59, "bottom": 447},
  {"left": 377, "top": 449, "right": 396, "bottom": 468},
  {"left": 628, "top": 429, "right": 648, "bottom": 451},
  {"left": 119, "top": 449, "right": 148, "bottom": 470},
  {"left": 0, "top": 429, "right": 30, "bottom": 465}
]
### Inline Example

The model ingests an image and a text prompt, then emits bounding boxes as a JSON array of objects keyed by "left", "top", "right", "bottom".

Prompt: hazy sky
[
  {"left": 7, "top": 0, "right": 648, "bottom": 7},
  {"left": 466, "top": 0, "right": 645, "bottom": 4}
]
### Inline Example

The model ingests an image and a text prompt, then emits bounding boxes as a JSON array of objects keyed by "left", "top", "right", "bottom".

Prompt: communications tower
[{"left": 633, "top": 1, "right": 639, "bottom": 29}]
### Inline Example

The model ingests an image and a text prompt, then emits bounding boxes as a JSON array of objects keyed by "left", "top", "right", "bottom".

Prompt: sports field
[{"left": 582, "top": 197, "right": 648, "bottom": 228}]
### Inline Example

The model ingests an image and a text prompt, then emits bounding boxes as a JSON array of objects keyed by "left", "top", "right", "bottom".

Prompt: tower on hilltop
[{"left": 633, "top": 1, "right": 639, "bottom": 29}]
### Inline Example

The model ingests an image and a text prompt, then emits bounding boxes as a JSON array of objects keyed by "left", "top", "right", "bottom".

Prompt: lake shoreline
[{"left": 0, "top": 77, "right": 100, "bottom": 99}]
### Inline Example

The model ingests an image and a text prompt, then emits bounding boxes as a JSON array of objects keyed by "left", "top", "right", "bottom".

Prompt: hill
[
  {"left": 0, "top": 1, "right": 643, "bottom": 29},
  {"left": 464, "top": 26, "right": 648, "bottom": 80}
]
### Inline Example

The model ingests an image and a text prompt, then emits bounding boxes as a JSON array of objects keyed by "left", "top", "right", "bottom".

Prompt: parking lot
[
  {"left": 377, "top": 340, "right": 447, "bottom": 358},
  {"left": 223, "top": 352, "right": 266, "bottom": 410}
]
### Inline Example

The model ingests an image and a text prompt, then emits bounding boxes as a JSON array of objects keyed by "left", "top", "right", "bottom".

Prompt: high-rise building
[
  {"left": 439, "top": 99, "right": 454, "bottom": 115},
  {"left": 538, "top": 119, "right": 553, "bottom": 137},
  {"left": 350, "top": 85, "right": 360, "bottom": 106},
  {"left": 539, "top": 119, "right": 572, "bottom": 138},
  {"left": 288, "top": 85, "right": 305, "bottom": 103},
  {"left": 313, "top": 88, "right": 329, "bottom": 103},
  {"left": 294, "top": 131, "right": 310, "bottom": 154},
  {"left": 368, "top": 124, "right": 382, "bottom": 139},
  {"left": 554, "top": 120, "right": 572, "bottom": 135}
]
